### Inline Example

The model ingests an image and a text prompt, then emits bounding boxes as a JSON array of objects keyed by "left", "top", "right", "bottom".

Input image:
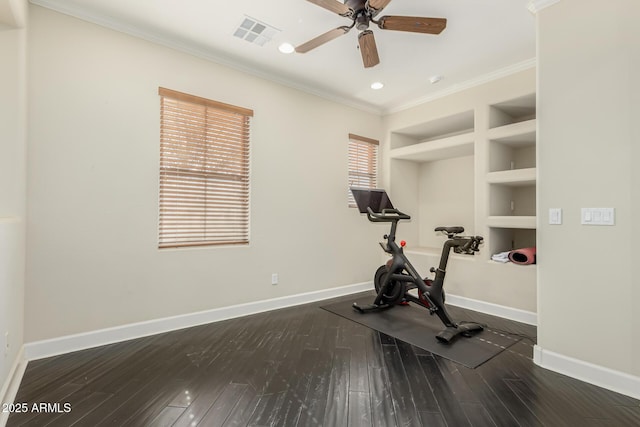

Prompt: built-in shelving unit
[
  {"left": 385, "top": 73, "right": 537, "bottom": 313},
  {"left": 388, "top": 109, "right": 476, "bottom": 252},
  {"left": 487, "top": 94, "right": 537, "bottom": 255}
]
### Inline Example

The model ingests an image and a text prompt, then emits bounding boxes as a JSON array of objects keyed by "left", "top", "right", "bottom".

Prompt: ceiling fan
[{"left": 295, "top": 0, "right": 447, "bottom": 68}]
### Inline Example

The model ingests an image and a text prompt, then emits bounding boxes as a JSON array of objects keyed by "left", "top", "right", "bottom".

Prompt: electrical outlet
[
  {"left": 4, "top": 331, "right": 8, "bottom": 356},
  {"left": 271, "top": 273, "right": 278, "bottom": 285}
]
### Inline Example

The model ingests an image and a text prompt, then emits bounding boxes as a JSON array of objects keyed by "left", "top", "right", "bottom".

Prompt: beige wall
[
  {"left": 0, "top": 0, "right": 25, "bottom": 216},
  {"left": 0, "top": 0, "right": 25, "bottom": 29},
  {"left": 0, "top": 0, "right": 26, "bottom": 395},
  {"left": 537, "top": 0, "right": 639, "bottom": 376},
  {"left": 25, "top": 6, "right": 382, "bottom": 342},
  {"left": 632, "top": 7, "right": 640, "bottom": 382},
  {"left": 417, "top": 155, "right": 475, "bottom": 249}
]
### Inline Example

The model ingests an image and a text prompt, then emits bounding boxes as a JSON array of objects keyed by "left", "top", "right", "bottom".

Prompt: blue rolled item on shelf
[{"left": 508, "top": 247, "right": 537, "bottom": 265}]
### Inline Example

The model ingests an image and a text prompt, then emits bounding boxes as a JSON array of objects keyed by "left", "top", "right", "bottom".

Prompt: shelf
[
  {"left": 489, "top": 93, "right": 536, "bottom": 129},
  {"left": 387, "top": 84, "right": 537, "bottom": 311},
  {"left": 389, "top": 132, "right": 474, "bottom": 162},
  {"left": 488, "top": 121, "right": 536, "bottom": 172},
  {"left": 488, "top": 227, "right": 536, "bottom": 255},
  {"left": 392, "top": 110, "right": 474, "bottom": 143},
  {"left": 487, "top": 216, "right": 536, "bottom": 229},
  {"left": 487, "top": 260, "right": 536, "bottom": 269},
  {"left": 487, "top": 119, "right": 536, "bottom": 145},
  {"left": 487, "top": 168, "right": 536, "bottom": 186}
]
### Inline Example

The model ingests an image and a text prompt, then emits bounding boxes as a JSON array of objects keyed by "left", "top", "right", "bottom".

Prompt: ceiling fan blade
[
  {"left": 358, "top": 30, "right": 380, "bottom": 68},
  {"left": 378, "top": 16, "right": 447, "bottom": 34},
  {"left": 295, "top": 26, "right": 351, "bottom": 53},
  {"left": 306, "top": 0, "right": 353, "bottom": 17},
  {"left": 368, "top": 0, "right": 393, "bottom": 13}
]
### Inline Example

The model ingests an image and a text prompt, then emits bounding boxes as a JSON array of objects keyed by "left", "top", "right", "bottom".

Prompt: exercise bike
[{"left": 351, "top": 188, "right": 485, "bottom": 344}]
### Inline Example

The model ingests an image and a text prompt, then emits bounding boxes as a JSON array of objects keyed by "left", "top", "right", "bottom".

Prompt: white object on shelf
[{"left": 491, "top": 251, "right": 511, "bottom": 263}]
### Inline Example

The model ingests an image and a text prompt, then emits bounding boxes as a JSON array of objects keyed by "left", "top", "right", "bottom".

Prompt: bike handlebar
[
  {"left": 455, "top": 235, "right": 484, "bottom": 255},
  {"left": 366, "top": 207, "right": 411, "bottom": 222}
]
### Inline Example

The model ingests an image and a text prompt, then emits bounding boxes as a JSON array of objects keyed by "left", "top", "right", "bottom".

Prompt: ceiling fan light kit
[{"left": 296, "top": 0, "right": 447, "bottom": 68}]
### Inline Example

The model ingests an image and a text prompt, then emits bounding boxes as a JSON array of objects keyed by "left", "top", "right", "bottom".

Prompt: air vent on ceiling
[{"left": 233, "top": 16, "right": 280, "bottom": 47}]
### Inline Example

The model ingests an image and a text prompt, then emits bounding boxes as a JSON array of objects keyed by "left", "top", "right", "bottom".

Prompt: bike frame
[
  {"left": 351, "top": 194, "right": 485, "bottom": 343},
  {"left": 372, "top": 210, "right": 472, "bottom": 328}
]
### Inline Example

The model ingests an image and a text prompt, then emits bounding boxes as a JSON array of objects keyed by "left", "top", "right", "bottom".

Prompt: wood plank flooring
[{"left": 6, "top": 292, "right": 640, "bottom": 426}]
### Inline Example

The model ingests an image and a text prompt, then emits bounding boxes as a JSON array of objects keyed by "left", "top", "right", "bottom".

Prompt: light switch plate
[
  {"left": 549, "top": 208, "right": 562, "bottom": 225},
  {"left": 581, "top": 208, "right": 615, "bottom": 225}
]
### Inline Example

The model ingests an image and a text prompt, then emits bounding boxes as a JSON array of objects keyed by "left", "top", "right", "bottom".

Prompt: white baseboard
[
  {"left": 445, "top": 294, "right": 538, "bottom": 326},
  {"left": 0, "top": 346, "right": 28, "bottom": 427},
  {"left": 23, "top": 282, "right": 372, "bottom": 362},
  {"left": 24, "top": 285, "right": 537, "bottom": 362},
  {"left": 18, "top": 284, "right": 640, "bottom": 404},
  {"left": 534, "top": 345, "right": 640, "bottom": 400}
]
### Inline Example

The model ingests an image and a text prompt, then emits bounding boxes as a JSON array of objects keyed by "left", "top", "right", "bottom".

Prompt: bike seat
[{"left": 435, "top": 226, "right": 464, "bottom": 235}]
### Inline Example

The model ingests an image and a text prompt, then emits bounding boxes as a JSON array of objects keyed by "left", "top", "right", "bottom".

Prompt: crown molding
[
  {"left": 29, "top": 0, "right": 383, "bottom": 115},
  {"left": 527, "top": 0, "right": 561, "bottom": 14},
  {"left": 30, "top": 0, "right": 537, "bottom": 117},
  {"left": 384, "top": 57, "right": 536, "bottom": 115}
]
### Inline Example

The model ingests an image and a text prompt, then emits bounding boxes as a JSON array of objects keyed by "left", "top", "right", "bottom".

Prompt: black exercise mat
[{"left": 321, "top": 295, "right": 521, "bottom": 368}]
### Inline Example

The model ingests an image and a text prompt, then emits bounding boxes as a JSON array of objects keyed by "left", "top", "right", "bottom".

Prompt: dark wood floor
[{"left": 7, "top": 292, "right": 640, "bottom": 426}]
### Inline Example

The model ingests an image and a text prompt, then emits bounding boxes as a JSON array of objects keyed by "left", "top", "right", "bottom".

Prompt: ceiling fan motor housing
[
  {"left": 346, "top": 0, "right": 372, "bottom": 31},
  {"left": 344, "top": 0, "right": 367, "bottom": 13},
  {"left": 355, "top": 13, "right": 370, "bottom": 31}
]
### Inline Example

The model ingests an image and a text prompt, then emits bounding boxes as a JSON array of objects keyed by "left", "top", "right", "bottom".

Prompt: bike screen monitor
[{"left": 351, "top": 188, "right": 395, "bottom": 214}]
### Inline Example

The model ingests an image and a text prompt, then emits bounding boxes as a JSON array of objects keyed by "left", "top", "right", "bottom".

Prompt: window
[
  {"left": 348, "top": 133, "right": 379, "bottom": 207},
  {"left": 158, "top": 87, "right": 252, "bottom": 248}
]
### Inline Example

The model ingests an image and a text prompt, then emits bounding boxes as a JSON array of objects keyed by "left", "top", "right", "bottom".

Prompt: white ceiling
[{"left": 31, "top": 0, "right": 536, "bottom": 114}]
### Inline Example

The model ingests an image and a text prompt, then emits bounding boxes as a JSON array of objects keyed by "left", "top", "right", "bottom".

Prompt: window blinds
[
  {"left": 158, "top": 88, "right": 252, "bottom": 248},
  {"left": 348, "top": 133, "right": 379, "bottom": 207}
]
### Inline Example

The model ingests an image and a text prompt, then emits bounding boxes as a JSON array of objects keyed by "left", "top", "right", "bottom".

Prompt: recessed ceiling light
[
  {"left": 371, "top": 82, "right": 384, "bottom": 90},
  {"left": 278, "top": 42, "right": 295, "bottom": 54},
  {"left": 429, "top": 75, "right": 444, "bottom": 84}
]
